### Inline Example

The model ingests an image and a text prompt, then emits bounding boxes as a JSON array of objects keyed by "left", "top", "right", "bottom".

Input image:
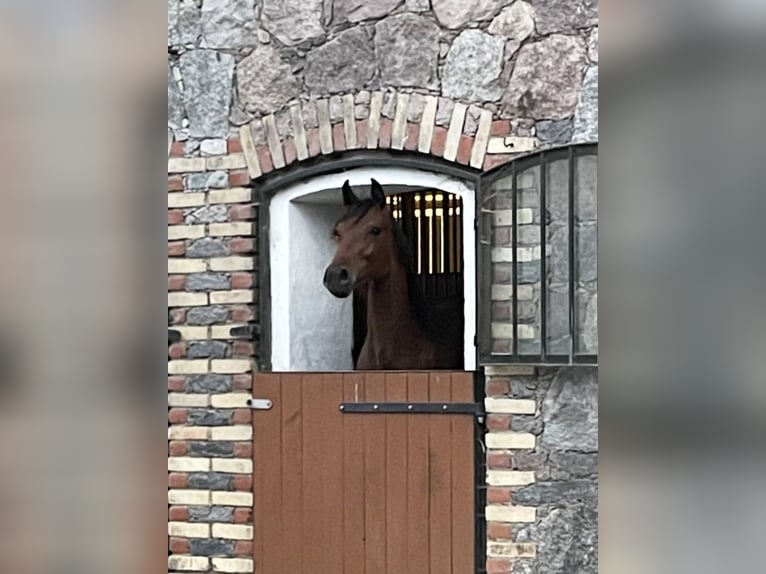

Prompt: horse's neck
[{"left": 365, "top": 262, "right": 421, "bottom": 348}]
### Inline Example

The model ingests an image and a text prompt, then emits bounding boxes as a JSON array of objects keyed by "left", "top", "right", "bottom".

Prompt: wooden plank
[
  {"left": 343, "top": 373, "right": 366, "bottom": 574},
  {"left": 406, "top": 373, "right": 430, "bottom": 574},
  {"left": 321, "top": 374, "right": 345, "bottom": 573},
  {"left": 280, "top": 374, "right": 303, "bottom": 574},
  {"left": 301, "top": 375, "right": 324, "bottom": 574},
  {"left": 450, "top": 373, "right": 475, "bottom": 574},
  {"left": 429, "top": 372, "right": 453, "bottom": 574},
  {"left": 385, "top": 373, "right": 408, "bottom": 574},
  {"left": 364, "top": 372, "right": 387, "bottom": 574},
  {"left": 254, "top": 373, "right": 282, "bottom": 574}
]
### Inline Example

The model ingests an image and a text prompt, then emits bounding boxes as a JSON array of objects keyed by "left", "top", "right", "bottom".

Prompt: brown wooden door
[{"left": 253, "top": 372, "right": 476, "bottom": 574}]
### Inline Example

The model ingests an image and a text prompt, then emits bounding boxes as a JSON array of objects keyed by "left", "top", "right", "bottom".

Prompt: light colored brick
[
  {"left": 168, "top": 157, "right": 207, "bottom": 173},
  {"left": 205, "top": 153, "right": 247, "bottom": 171},
  {"left": 485, "top": 365, "right": 536, "bottom": 376},
  {"left": 391, "top": 93, "right": 410, "bottom": 150},
  {"left": 201, "top": 138, "right": 227, "bottom": 156},
  {"left": 168, "top": 489, "right": 210, "bottom": 505},
  {"left": 486, "top": 432, "right": 536, "bottom": 449},
  {"left": 490, "top": 246, "right": 538, "bottom": 263},
  {"left": 491, "top": 322, "right": 534, "bottom": 339},
  {"left": 210, "top": 290, "right": 254, "bottom": 304},
  {"left": 367, "top": 92, "right": 383, "bottom": 149},
  {"left": 487, "top": 542, "right": 537, "bottom": 559},
  {"left": 168, "top": 521, "right": 210, "bottom": 538},
  {"left": 211, "top": 523, "right": 253, "bottom": 540},
  {"left": 172, "top": 326, "right": 210, "bottom": 340},
  {"left": 264, "top": 114, "right": 285, "bottom": 169},
  {"left": 290, "top": 104, "right": 309, "bottom": 161},
  {"left": 168, "top": 192, "right": 206, "bottom": 208},
  {"left": 168, "top": 259, "right": 207, "bottom": 274},
  {"left": 210, "top": 425, "right": 253, "bottom": 441},
  {"left": 490, "top": 284, "right": 534, "bottom": 301},
  {"left": 492, "top": 209, "right": 533, "bottom": 226},
  {"left": 168, "top": 555, "right": 210, "bottom": 571},
  {"left": 418, "top": 96, "right": 438, "bottom": 153},
  {"left": 168, "top": 457, "right": 212, "bottom": 472},
  {"left": 168, "top": 360, "right": 209, "bottom": 375},
  {"left": 209, "top": 257, "right": 254, "bottom": 271},
  {"left": 211, "top": 491, "right": 253, "bottom": 506},
  {"left": 212, "top": 458, "right": 253, "bottom": 474},
  {"left": 168, "top": 393, "right": 210, "bottom": 408},
  {"left": 486, "top": 470, "right": 535, "bottom": 486},
  {"left": 209, "top": 188, "right": 252, "bottom": 204},
  {"left": 239, "top": 124, "right": 262, "bottom": 179},
  {"left": 487, "top": 136, "right": 539, "bottom": 155},
  {"left": 470, "top": 109, "right": 493, "bottom": 168},
  {"left": 343, "top": 94, "right": 357, "bottom": 149},
  {"left": 209, "top": 222, "right": 253, "bottom": 237},
  {"left": 484, "top": 398, "right": 536, "bottom": 415},
  {"left": 444, "top": 103, "right": 467, "bottom": 161},
  {"left": 210, "top": 324, "right": 243, "bottom": 339},
  {"left": 486, "top": 505, "right": 537, "bottom": 523},
  {"left": 212, "top": 557, "right": 254, "bottom": 573},
  {"left": 210, "top": 393, "right": 251, "bottom": 408},
  {"left": 168, "top": 292, "right": 208, "bottom": 307},
  {"left": 168, "top": 225, "right": 205, "bottom": 240},
  {"left": 211, "top": 359, "right": 251, "bottom": 374},
  {"left": 168, "top": 426, "right": 210, "bottom": 440},
  {"left": 316, "top": 99, "right": 333, "bottom": 155}
]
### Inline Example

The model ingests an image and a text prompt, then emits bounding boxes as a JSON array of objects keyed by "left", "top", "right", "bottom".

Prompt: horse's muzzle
[{"left": 323, "top": 265, "right": 355, "bottom": 298}]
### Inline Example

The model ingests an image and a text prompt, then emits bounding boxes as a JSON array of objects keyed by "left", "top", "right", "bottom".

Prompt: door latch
[{"left": 246, "top": 398, "right": 273, "bottom": 410}]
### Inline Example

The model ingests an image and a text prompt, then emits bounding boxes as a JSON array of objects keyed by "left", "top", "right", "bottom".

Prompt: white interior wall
[{"left": 270, "top": 166, "right": 476, "bottom": 372}]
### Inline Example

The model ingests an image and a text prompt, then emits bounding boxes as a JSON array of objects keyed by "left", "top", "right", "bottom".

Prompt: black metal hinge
[{"left": 340, "top": 402, "right": 484, "bottom": 417}]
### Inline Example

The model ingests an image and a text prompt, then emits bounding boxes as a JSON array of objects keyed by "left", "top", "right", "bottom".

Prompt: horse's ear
[
  {"left": 370, "top": 178, "right": 386, "bottom": 207},
  {"left": 342, "top": 180, "right": 358, "bottom": 206}
]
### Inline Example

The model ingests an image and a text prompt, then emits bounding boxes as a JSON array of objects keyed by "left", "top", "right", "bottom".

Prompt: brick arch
[{"left": 233, "top": 91, "right": 539, "bottom": 181}]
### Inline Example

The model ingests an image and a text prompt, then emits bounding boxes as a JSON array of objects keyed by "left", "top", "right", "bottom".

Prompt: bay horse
[{"left": 323, "top": 179, "right": 462, "bottom": 370}]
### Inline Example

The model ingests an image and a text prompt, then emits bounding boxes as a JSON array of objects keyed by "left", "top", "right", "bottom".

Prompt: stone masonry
[{"left": 168, "top": 1, "right": 598, "bottom": 573}]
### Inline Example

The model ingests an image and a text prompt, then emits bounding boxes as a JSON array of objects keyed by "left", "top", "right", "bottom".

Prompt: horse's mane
[{"left": 337, "top": 200, "right": 436, "bottom": 338}]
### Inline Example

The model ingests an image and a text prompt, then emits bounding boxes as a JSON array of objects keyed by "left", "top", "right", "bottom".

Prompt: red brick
[
  {"left": 379, "top": 118, "right": 393, "bottom": 149},
  {"left": 229, "top": 205, "right": 254, "bottom": 221},
  {"left": 456, "top": 134, "right": 473, "bottom": 165},
  {"left": 229, "top": 237, "right": 254, "bottom": 254},
  {"left": 430, "top": 126, "right": 448, "bottom": 157},
  {"left": 234, "top": 442, "right": 252, "bottom": 458},
  {"left": 228, "top": 138, "right": 243, "bottom": 154},
  {"left": 233, "top": 374, "right": 252, "bottom": 390},
  {"left": 230, "top": 273, "right": 253, "bottom": 290},
  {"left": 256, "top": 146, "right": 274, "bottom": 173},
  {"left": 234, "top": 541, "right": 254, "bottom": 555},
  {"left": 231, "top": 306, "right": 254, "bottom": 323},
  {"left": 233, "top": 508, "right": 252, "bottom": 523},
  {"left": 486, "top": 378, "right": 509, "bottom": 396},
  {"left": 491, "top": 302, "right": 511, "bottom": 322},
  {"left": 306, "top": 129, "right": 321, "bottom": 157},
  {"left": 483, "top": 154, "right": 513, "bottom": 171},
  {"left": 487, "top": 487, "right": 511, "bottom": 504},
  {"left": 233, "top": 475, "right": 253, "bottom": 491},
  {"left": 487, "top": 415, "right": 511, "bottom": 430},
  {"left": 168, "top": 342, "right": 187, "bottom": 360},
  {"left": 168, "top": 241, "right": 185, "bottom": 256},
  {"left": 356, "top": 120, "right": 368, "bottom": 149},
  {"left": 168, "top": 472, "right": 188, "bottom": 489},
  {"left": 283, "top": 137, "right": 297, "bottom": 165},
  {"left": 169, "top": 308, "right": 187, "bottom": 325},
  {"left": 170, "top": 141, "right": 185, "bottom": 157},
  {"left": 168, "top": 376, "right": 186, "bottom": 392},
  {"left": 487, "top": 558, "right": 512, "bottom": 573},
  {"left": 491, "top": 120, "right": 511, "bottom": 137},
  {"left": 168, "top": 408, "right": 188, "bottom": 424},
  {"left": 492, "top": 339, "right": 511, "bottom": 354},
  {"left": 169, "top": 536, "right": 190, "bottom": 554},
  {"left": 232, "top": 409, "right": 252, "bottom": 424},
  {"left": 488, "top": 452, "right": 511, "bottom": 469},
  {"left": 168, "top": 275, "right": 186, "bottom": 291},
  {"left": 169, "top": 506, "right": 189, "bottom": 521},
  {"left": 404, "top": 122, "right": 419, "bottom": 151},
  {"left": 168, "top": 210, "right": 184, "bottom": 225},
  {"left": 233, "top": 341, "right": 255, "bottom": 356},
  {"left": 168, "top": 175, "right": 184, "bottom": 192},
  {"left": 487, "top": 523, "right": 513, "bottom": 540},
  {"left": 332, "top": 123, "right": 346, "bottom": 152},
  {"left": 229, "top": 170, "right": 250, "bottom": 187},
  {"left": 168, "top": 441, "right": 188, "bottom": 456}
]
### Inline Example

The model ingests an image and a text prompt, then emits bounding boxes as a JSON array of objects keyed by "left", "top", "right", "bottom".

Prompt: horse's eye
[
  {"left": 370, "top": 227, "right": 381, "bottom": 236},
  {"left": 332, "top": 229, "right": 339, "bottom": 240}
]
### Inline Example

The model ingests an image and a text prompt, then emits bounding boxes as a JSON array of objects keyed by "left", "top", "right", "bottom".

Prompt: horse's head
[{"left": 323, "top": 179, "right": 396, "bottom": 298}]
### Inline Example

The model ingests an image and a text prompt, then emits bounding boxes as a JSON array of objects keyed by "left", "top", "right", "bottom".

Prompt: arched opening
[{"left": 268, "top": 166, "right": 476, "bottom": 372}]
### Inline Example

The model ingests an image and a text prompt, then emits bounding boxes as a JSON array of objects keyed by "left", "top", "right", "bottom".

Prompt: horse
[{"left": 323, "top": 178, "right": 462, "bottom": 371}]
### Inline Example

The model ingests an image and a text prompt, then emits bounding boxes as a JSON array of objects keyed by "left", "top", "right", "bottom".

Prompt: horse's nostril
[{"left": 339, "top": 268, "right": 349, "bottom": 281}]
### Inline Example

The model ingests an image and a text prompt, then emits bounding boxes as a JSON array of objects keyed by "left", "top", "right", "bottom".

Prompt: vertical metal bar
[
  {"left": 511, "top": 162, "right": 518, "bottom": 359},
  {"left": 539, "top": 153, "right": 547, "bottom": 362},
  {"left": 568, "top": 146, "right": 577, "bottom": 362},
  {"left": 419, "top": 193, "right": 428, "bottom": 276},
  {"left": 431, "top": 192, "right": 439, "bottom": 275}
]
